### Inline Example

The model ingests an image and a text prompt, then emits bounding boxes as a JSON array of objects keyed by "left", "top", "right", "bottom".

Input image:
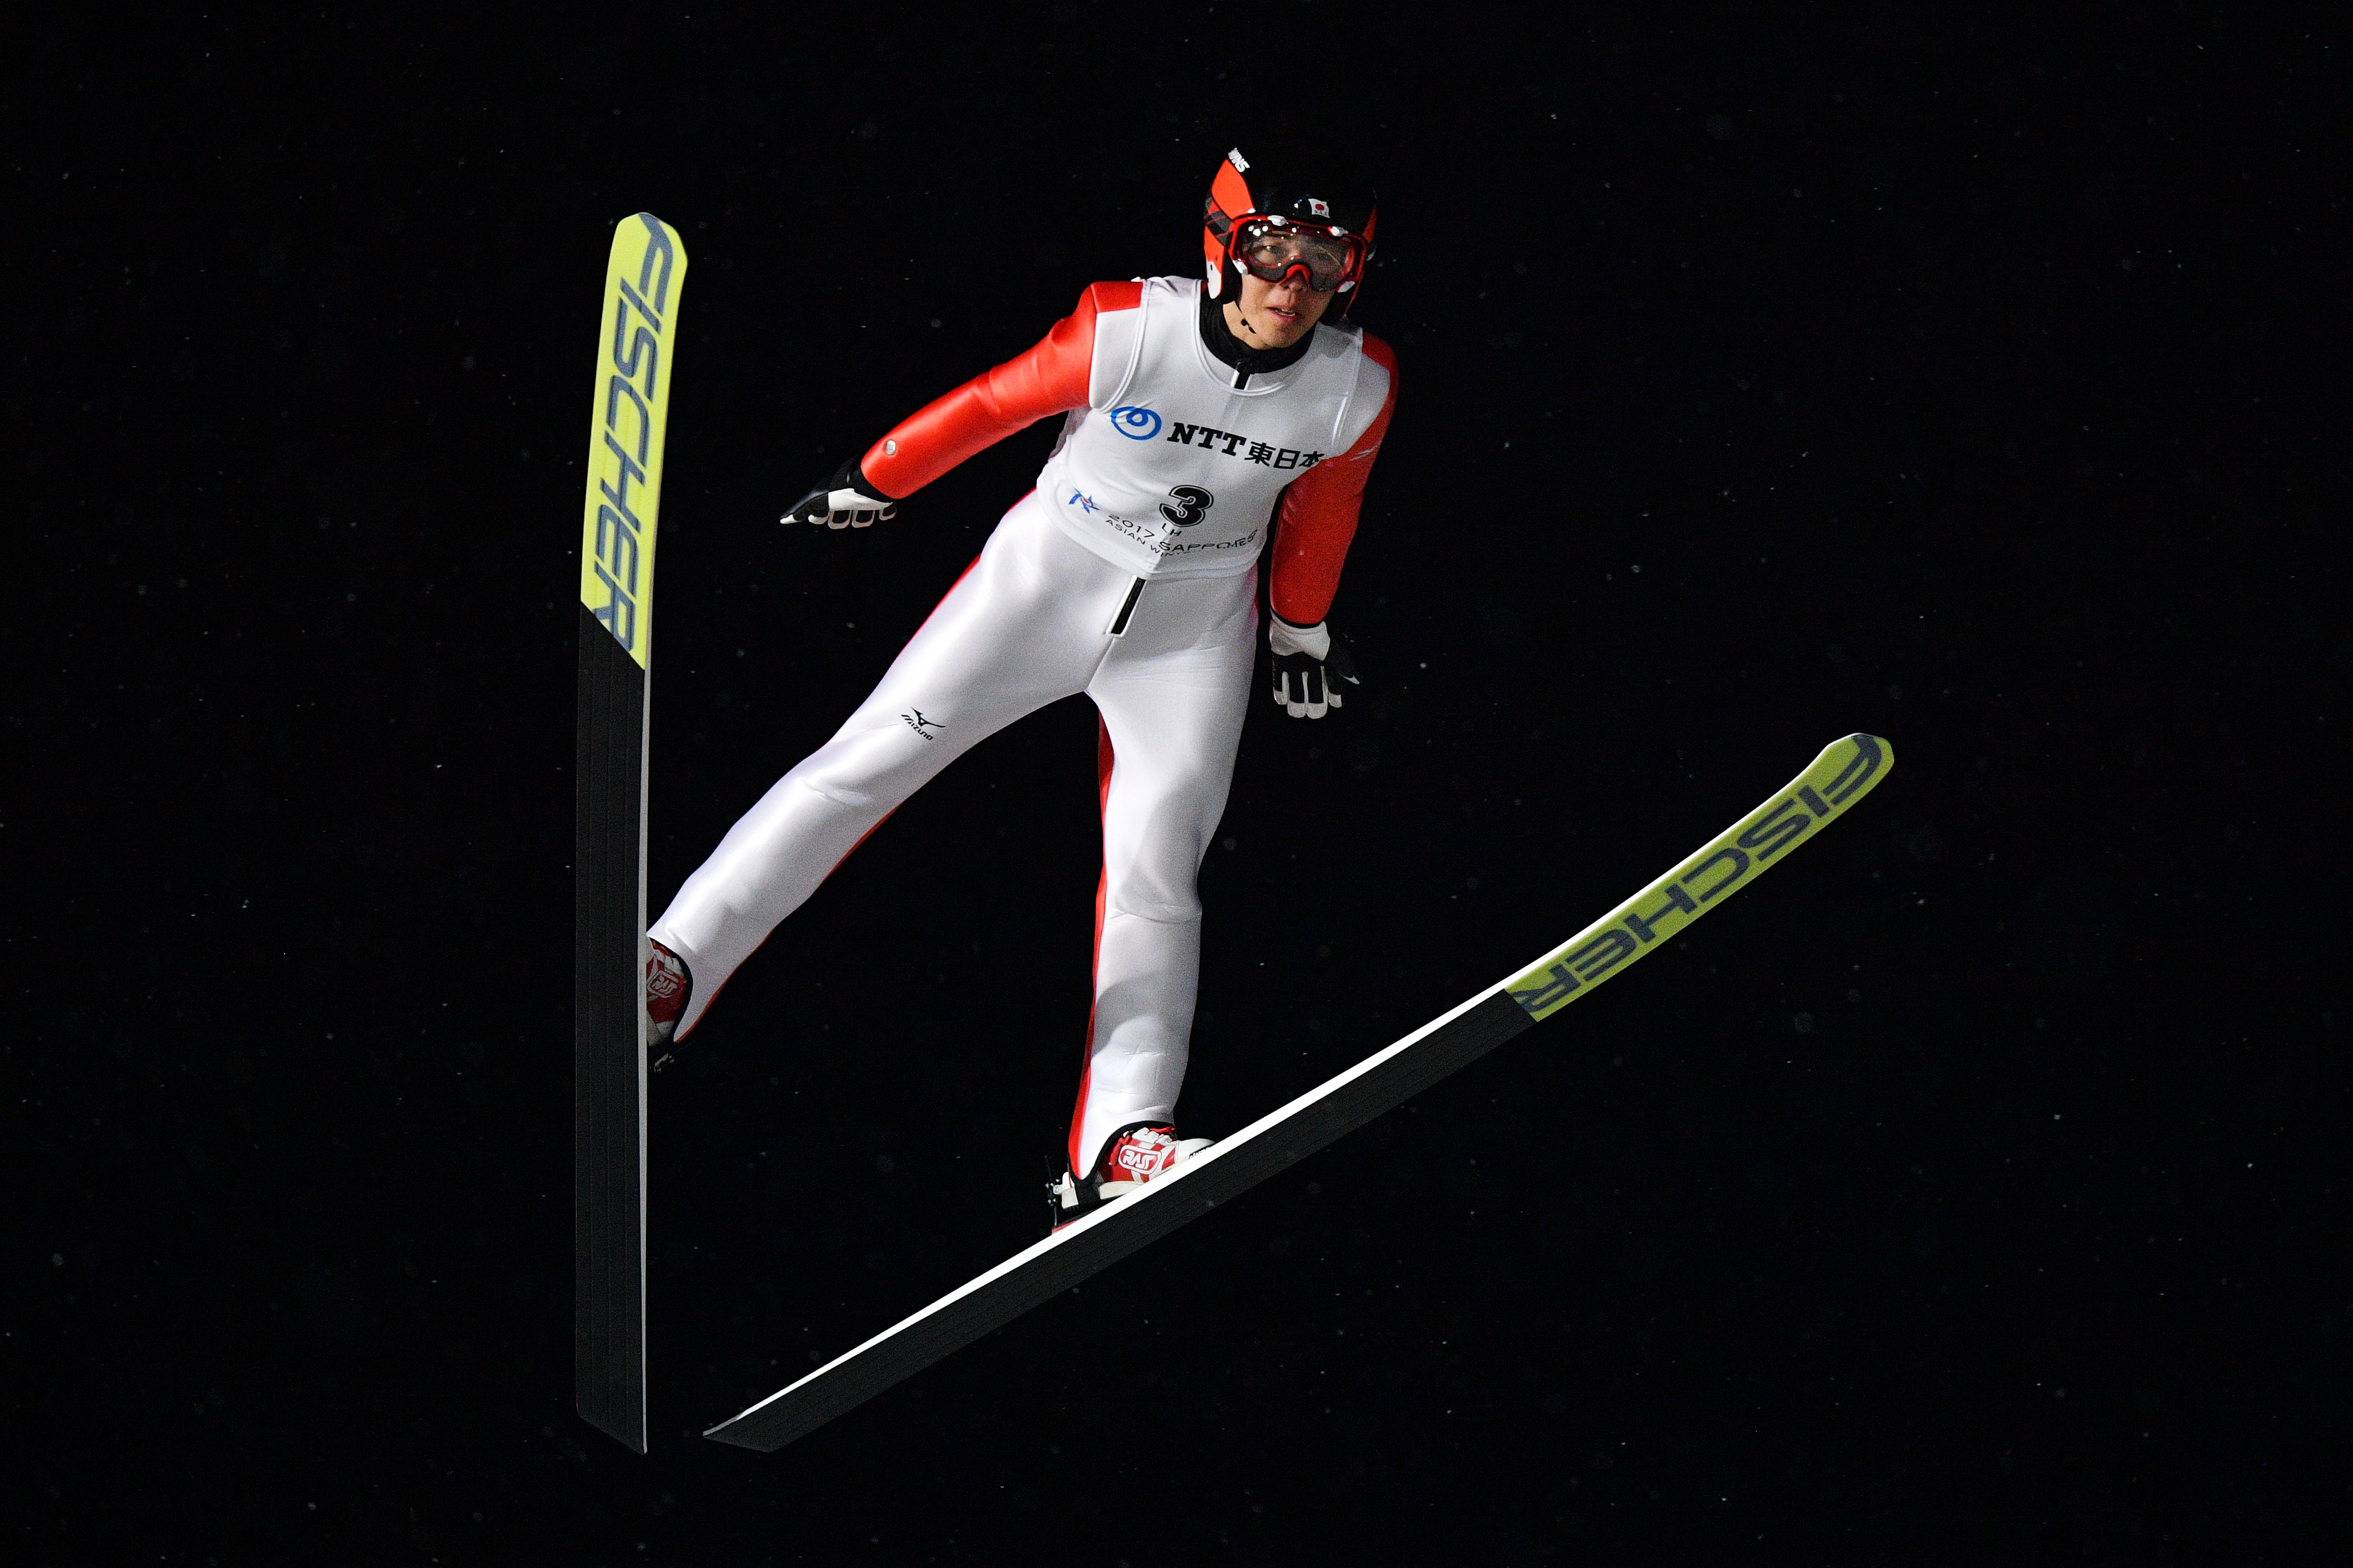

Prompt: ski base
[
  {"left": 575, "top": 602, "right": 651, "bottom": 1453},
  {"left": 705, "top": 733, "right": 1892, "bottom": 1453},
  {"left": 574, "top": 213, "right": 687, "bottom": 1455}
]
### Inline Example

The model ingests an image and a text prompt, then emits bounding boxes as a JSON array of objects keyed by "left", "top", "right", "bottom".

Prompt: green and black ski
[
  {"left": 705, "top": 733, "right": 1892, "bottom": 1452},
  {"left": 575, "top": 212, "right": 686, "bottom": 1454}
]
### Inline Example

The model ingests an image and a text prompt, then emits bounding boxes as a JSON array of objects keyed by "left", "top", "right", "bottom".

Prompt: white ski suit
[{"left": 651, "top": 275, "right": 1397, "bottom": 1176}]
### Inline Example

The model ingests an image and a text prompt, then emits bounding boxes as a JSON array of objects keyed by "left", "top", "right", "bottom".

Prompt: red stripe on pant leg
[
  {"left": 1095, "top": 713, "right": 1118, "bottom": 813},
  {"left": 828, "top": 806, "right": 900, "bottom": 877},
  {"left": 673, "top": 804, "right": 898, "bottom": 1041},
  {"left": 891, "top": 490, "right": 1030, "bottom": 657},
  {"left": 678, "top": 508, "right": 1026, "bottom": 1048},
  {"left": 1066, "top": 718, "right": 1118, "bottom": 1177},
  {"left": 900, "top": 552, "right": 986, "bottom": 652}
]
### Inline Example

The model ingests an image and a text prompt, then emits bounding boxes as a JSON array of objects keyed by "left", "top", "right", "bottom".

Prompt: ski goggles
[{"left": 1230, "top": 216, "right": 1366, "bottom": 293}]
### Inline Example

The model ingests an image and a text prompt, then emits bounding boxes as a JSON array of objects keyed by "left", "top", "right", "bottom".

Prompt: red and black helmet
[{"left": 1201, "top": 145, "right": 1379, "bottom": 312}]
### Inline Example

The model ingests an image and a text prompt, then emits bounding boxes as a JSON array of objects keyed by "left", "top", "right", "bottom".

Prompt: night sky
[{"left": 18, "top": 6, "right": 2340, "bottom": 1561}]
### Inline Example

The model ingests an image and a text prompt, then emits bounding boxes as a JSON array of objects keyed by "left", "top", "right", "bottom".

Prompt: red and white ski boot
[
  {"left": 1047, "top": 1122, "right": 1213, "bottom": 1231},
  {"left": 646, "top": 939, "right": 693, "bottom": 1070}
]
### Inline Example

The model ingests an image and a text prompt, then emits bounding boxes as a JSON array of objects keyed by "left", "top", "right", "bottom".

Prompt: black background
[{"left": 17, "top": 5, "right": 2342, "bottom": 1562}]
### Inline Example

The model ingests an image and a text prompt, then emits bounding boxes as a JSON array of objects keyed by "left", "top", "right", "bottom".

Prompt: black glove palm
[
  {"left": 782, "top": 456, "right": 899, "bottom": 530},
  {"left": 1269, "top": 616, "right": 1361, "bottom": 719}
]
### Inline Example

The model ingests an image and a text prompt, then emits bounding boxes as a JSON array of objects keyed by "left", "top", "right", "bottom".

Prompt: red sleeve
[
  {"left": 1268, "top": 332, "right": 1397, "bottom": 626},
  {"left": 858, "top": 281, "right": 1139, "bottom": 499}
]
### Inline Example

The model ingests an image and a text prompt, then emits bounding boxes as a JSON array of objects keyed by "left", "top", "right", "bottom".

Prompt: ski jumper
[{"left": 650, "top": 275, "right": 1397, "bottom": 1176}]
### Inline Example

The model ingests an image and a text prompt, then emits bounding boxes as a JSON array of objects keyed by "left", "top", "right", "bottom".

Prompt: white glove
[
  {"left": 781, "top": 456, "right": 898, "bottom": 530},
  {"left": 1269, "top": 615, "right": 1361, "bottom": 719}
]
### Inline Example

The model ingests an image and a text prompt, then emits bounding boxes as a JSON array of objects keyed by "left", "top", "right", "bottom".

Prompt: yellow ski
[
  {"left": 575, "top": 213, "right": 687, "bottom": 1455},
  {"left": 705, "top": 734, "right": 1892, "bottom": 1452}
]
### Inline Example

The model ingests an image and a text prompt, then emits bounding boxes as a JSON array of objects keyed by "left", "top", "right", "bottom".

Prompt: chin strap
[{"left": 1198, "top": 282, "right": 1315, "bottom": 380}]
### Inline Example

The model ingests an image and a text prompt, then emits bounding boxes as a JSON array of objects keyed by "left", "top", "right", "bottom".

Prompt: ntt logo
[{"left": 1109, "top": 405, "right": 1162, "bottom": 440}]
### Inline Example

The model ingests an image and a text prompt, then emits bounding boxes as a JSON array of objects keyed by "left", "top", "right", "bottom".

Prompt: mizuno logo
[{"left": 901, "top": 709, "right": 943, "bottom": 741}]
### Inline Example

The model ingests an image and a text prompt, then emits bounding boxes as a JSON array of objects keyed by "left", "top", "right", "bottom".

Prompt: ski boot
[
  {"left": 646, "top": 939, "right": 693, "bottom": 1071},
  {"left": 1047, "top": 1122, "right": 1212, "bottom": 1232}
]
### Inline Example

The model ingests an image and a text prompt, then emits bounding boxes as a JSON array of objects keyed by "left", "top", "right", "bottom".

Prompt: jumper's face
[{"left": 1224, "top": 268, "right": 1334, "bottom": 350}]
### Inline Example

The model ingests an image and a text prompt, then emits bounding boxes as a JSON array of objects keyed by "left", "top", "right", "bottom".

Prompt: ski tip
[
  {"left": 1835, "top": 732, "right": 1893, "bottom": 776},
  {"left": 1807, "top": 733, "right": 1893, "bottom": 812}
]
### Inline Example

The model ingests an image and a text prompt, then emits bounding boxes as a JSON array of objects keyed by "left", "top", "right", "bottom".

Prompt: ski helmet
[{"left": 1201, "top": 145, "right": 1378, "bottom": 312}]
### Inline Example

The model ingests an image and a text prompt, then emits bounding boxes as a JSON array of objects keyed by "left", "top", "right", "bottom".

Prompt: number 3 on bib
[{"left": 1160, "top": 485, "right": 1215, "bottom": 526}]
